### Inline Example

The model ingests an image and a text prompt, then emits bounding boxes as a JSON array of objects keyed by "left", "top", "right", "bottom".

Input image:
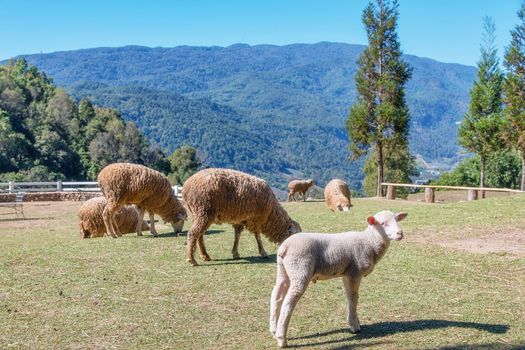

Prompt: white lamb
[{"left": 269, "top": 210, "right": 408, "bottom": 348}]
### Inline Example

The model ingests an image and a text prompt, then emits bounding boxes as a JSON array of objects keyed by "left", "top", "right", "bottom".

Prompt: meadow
[{"left": 1, "top": 196, "right": 524, "bottom": 349}]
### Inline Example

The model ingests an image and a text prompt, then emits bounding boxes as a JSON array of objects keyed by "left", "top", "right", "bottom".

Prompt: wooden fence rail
[
  {"left": 381, "top": 182, "right": 524, "bottom": 203},
  {"left": 0, "top": 181, "right": 183, "bottom": 198}
]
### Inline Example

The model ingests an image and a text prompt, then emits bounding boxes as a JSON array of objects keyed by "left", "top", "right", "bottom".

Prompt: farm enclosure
[{"left": 0, "top": 197, "right": 524, "bottom": 349}]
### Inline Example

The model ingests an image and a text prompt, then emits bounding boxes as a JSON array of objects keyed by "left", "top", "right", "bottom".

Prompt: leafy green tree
[
  {"left": 167, "top": 145, "right": 200, "bottom": 185},
  {"left": 347, "top": 0, "right": 412, "bottom": 197},
  {"left": 503, "top": 1, "right": 525, "bottom": 190},
  {"left": 458, "top": 17, "right": 504, "bottom": 196}
]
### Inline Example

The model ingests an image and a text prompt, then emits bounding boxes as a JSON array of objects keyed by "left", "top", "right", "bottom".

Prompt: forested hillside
[
  {"left": 0, "top": 60, "right": 165, "bottom": 181},
  {"left": 9, "top": 42, "right": 476, "bottom": 189}
]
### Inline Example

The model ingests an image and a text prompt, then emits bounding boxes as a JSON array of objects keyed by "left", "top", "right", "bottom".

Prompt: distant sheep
[
  {"left": 324, "top": 179, "right": 352, "bottom": 211},
  {"left": 182, "top": 168, "right": 302, "bottom": 266},
  {"left": 269, "top": 210, "right": 408, "bottom": 348},
  {"left": 79, "top": 197, "right": 149, "bottom": 238},
  {"left": 287, "top": 179, "right": 314, "bottom": 201},
  {"left": 98, "top": 163, "right": 187, "bottom": 238}
]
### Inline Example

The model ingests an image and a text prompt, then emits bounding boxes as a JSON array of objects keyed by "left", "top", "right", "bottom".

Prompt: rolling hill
[{"left": 10, "top": 42, "right": 476, "bottom": 190}]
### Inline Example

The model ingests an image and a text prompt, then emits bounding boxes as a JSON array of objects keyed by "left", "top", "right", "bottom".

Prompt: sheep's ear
[
  {"left": 367, "top": 216, "right": 377, "bottom": 225},
  {"left": 396, "top": 212, "right": 408, "bottom": 221}
]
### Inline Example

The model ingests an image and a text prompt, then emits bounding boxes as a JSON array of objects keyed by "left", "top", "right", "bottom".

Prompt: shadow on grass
[
  {"left": 289, "top": 319, "right": 509, "bottom": 348},
  {"left": 148, "top": 229, "right": 225, "bottom": 238},
  {"left": 204, "top": 253, "right": 277, "bottom": 265},
  {"left": 428, "top": 344, "right": 525, "bottom": 350},
  {"left": 0, "top": 216, "right": 54, "bottom": 222}
]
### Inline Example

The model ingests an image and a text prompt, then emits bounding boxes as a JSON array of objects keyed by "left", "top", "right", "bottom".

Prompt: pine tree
[
  {"left": 458, "top": 17, "right": 504, "bottom": 197},
  {"left": 504, "top": 1, "right": 525, "bottom": 191},
  {"left": 346, "top": 0, "right": 412, "bottom": 197}
]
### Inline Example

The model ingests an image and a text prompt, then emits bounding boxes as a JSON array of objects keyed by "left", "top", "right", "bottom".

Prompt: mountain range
[{"left": 10, "top": 42, "right": 477, "bottom": 191}]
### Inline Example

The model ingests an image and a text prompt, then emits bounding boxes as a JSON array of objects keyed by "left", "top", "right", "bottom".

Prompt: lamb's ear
[
  {"left": 367, "top": 216, "right": 377, "bottom": 225},
  {"left": 396, "top": 212, "right": 408, "bottom": 221}
]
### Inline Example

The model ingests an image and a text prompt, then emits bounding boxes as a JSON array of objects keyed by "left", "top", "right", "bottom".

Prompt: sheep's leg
[
  {"left": 302, "top": 191, "right": 306, "bottom": 202},
  {"left": 136, "top": 206, "right": 146, "bottom": 236},
  {"left": 102, "top": 202, "right": 119, "bottom": 238},
  {"left": 148, "top": 212, "right": 158, "bottom": 237},
  {"left": 343, "top": 275, "right": 362, "bottom": 333},
  {"left": 197, "top": 233, "right": 211, "bottom": 261},
  {"left": 287, "top": 191, "right": 294, "bottom": 202},
  {"left": 186, "top": 218, "right": 211, "bottom": 266},
  {"left": 254, "top": 232, "right": 268, "bottom": 258},
  {"left": 275, "top": 279, "right": 308, "bottom": 348},
  {"left": 270, "top": 262, "right": 290, "bottom": 337},
  {"left": 231, "top": 225, "right": 243, "bottom": 259}
]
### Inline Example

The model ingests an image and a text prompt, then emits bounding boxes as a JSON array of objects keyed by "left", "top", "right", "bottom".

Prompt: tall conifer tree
[
  {"left": 347, "top": 0, "right": 412, "bottom": 197},
  {"left": 458, "top": 17, "right": 504, "bottom": 197},
  {"left": 504, "top": 1, "right": 525, "bottom": 191}
]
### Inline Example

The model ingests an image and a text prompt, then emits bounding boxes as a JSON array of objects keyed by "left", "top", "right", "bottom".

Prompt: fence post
[
  {"left": 424, "top": 187, "right": 435, "bottom": 203},
  {"left": 174, "top": 186, "right": 179, "bottom": 197},
  {"left": 467, "top": 189, "right": 478, "bottom": 201},
  {"left": 8, "top": 181, "right": 13, "bottom": 193},
  {"left": 386, "top": 185, "right": 396, "bottom": 200},
  {"left": 57, "top": 180, "right": 63, "bottom": 192}
]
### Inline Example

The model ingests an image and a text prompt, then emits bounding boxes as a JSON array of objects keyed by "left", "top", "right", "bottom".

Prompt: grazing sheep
[
  {"left": 287, "top": 179, "right": 314, "bottom": 202},
  {"left": 98, "top": 163, "right": 187, "bottom": 238},
  {"left": 269, "top": 210, "right": 408, "bottom": 348},
  {"left": 183, "top": 168, "right": 302, "bottom": 266},
  {"left": 79, "top": 197, "right": 149, "bottom": 238},
  {"left": 324, "top": 179, "right": 353, "bottom": 212}
]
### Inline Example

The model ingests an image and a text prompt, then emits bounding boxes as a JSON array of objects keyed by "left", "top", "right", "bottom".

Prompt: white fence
[{"left": 0, "top": 181, "right": 183, "bottom": 197}]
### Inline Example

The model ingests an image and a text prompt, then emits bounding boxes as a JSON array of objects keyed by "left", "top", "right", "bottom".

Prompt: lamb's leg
[
  {"left": 343, "top": 275, "right": 362, "bottom": 333},
  {"left": 275, "top": 279, "right": 308, "bottom": 348},
  {"left": 102, "top": 202, "right": 119, "bottom": 238},
  {"left": 254, "top": 232, "right": 268, "bottom": 258},
  {"left": 231, "top": 224, "right": 243, "bottom": 259},
  {"left": 197, "top": 233, "right": 211, "bottom": 261},
  {"left": 136, "top": 206, "right": 146, "bottom": 236},
  {"left": 148, "top": 212, "right": 158, "bottom": 237},
  {"left": 186, "top": 218, "right": 211, "bottom": 266},
  {"left": 270, "top": 262, "right": 289, "bottom": 337}
]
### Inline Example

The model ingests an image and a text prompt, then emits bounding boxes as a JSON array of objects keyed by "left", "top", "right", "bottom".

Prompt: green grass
[{"left": 1, "top": 197, "right": 524, "bottom": 349}]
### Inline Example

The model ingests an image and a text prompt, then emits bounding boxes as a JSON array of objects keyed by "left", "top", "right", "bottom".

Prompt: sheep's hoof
[
  {"left": 187, "top": 259, "right": 199, "bottom": 266},
  {"left": 260, "top": 252, "right": 269, "bottom": 259},
  {"left": 151, "top": 232, "right": 158, "bottom": 237},
  {"left": 232, "top": 253, "right": 241, "bottom": 260},
  {"left": 349, "top": 324, "right": 361, "bottom": 333},
  {"left": 276, "top": 337, "right": 287, "bottom": 348},
  {"left": 201, "top": 255, "right": 211, "bottom": 262},
  {"left": 137, "top": 232, "right": 143, "bottom": 236}
]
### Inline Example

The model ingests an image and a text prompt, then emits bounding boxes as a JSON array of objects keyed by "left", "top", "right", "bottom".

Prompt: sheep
[
  {"left": 97, "top": 163, "right": 187, "bottom": 238},
  {"left": 324, "top": 179, "right": 353, "bottom": 212},
  {"left": 287, "top": 179, "right": 314, "bottom": 202},
  {"left": 269, "top": 210, "right": 408, "bottom": 348},
  {"left": 79, "top": 196, "right": 149, "bottom": 238},
  {"left": 182, "top": 168, "right": 302, "bottom": 266}
]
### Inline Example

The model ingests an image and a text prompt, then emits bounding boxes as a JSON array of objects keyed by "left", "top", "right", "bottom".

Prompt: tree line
[
  {"left": 0, "top": 59, "right": 199, "bottom": 184},
  {"left": 348, "top": 0, "right": 525, "bottom": 195}
]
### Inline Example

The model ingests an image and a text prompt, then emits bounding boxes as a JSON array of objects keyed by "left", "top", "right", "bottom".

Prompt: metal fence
[{"left": 0, "top": 181, "right": 183, "bottom": 197}]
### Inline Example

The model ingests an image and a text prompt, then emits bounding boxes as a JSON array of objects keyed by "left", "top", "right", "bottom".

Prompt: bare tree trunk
[
  {"left": 480, "top": 157, "right": 486, "bottom": 199},
  {"left": 376, "top": 141, "right": 384, "bottom": 197},
  {"left": 521, "top": 152, "right": 525, "bottom": 191}
]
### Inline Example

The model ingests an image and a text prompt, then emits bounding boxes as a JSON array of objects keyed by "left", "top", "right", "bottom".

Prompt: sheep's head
[
  {"left": 163, "top": 205, "right": 187, "bottom": 234},
  {"left": 288, "top": 219, "right": 302, "bottom": 235},
  {"left": 336, "top": 199, "right": 353, "bottom": 212},
  {"left": 366, "top": 210, "right": 407, "bottom": 241},
  {"left": 306, "top": 179, "right": 315, "bottom": 188}
]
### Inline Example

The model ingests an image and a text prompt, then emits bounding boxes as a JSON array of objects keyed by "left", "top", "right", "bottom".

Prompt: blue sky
[{"left": 0, "top": 0, "right": 522, "bottom": 66}]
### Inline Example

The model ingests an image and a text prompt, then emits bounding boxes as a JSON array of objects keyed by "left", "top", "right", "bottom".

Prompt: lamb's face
[{"left": 367, "top": 210, "right": 407, "bottom": 241}]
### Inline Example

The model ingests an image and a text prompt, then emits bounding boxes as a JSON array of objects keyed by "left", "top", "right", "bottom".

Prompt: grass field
[{"left": 1, "top": 196, "right": 524, "bottom": 349}]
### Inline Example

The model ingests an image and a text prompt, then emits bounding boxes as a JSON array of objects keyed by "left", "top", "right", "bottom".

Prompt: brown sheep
[
  {"left": 79, "top": 197, "right": 149, "bottom": 238},
  {"left": 324, "top": 179, "right": 353, "bottom": 212},
  {"left": 287, "top": 179, "right": 314, "bottom": 201},
  {"left": 97, "top": 163, "right": 187, "bottom": 238},
  {"left": 182, "top": 168, "right": 302, "bottom": 266}
]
